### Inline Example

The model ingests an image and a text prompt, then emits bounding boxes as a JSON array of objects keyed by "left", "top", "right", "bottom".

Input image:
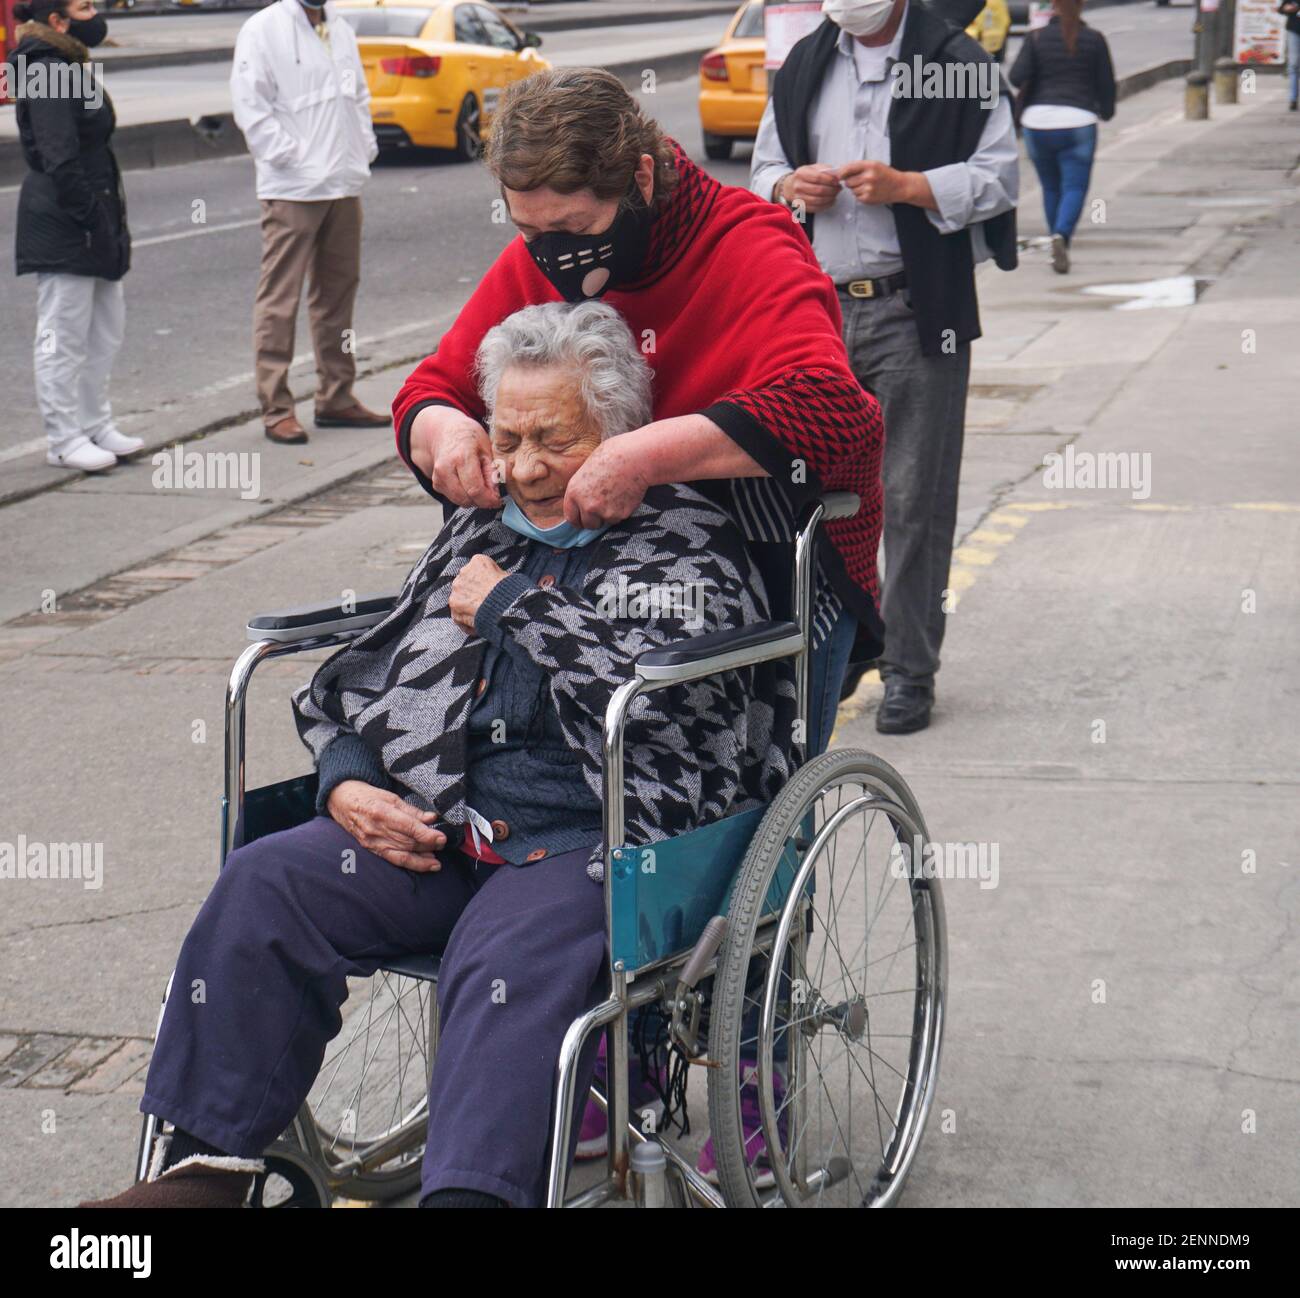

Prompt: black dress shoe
[{"left": 875, "top": 679, "right": 933, "bottom": 734}]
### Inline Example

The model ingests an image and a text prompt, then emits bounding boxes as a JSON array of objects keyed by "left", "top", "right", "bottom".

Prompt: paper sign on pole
[{"left": 764, "top": 1, "right": 825, "bottom": 70}]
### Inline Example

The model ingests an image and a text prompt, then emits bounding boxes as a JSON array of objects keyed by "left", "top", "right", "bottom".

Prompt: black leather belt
[{"left": 837, "top": 272, "right": 908, "bottom": 299}]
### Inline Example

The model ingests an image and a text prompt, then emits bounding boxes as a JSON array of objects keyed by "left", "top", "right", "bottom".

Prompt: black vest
[{"left": 771, "top": 7, "right": 1017, "bottom": 357}]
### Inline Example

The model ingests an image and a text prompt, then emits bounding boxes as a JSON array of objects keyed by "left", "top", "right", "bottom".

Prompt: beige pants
[{"left": 253, "top": 196, "right": 362, "bottom": 426}]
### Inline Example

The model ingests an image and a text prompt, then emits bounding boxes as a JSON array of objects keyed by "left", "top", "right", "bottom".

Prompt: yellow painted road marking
[{"left": 827, "top": 499, "right": 1295, "bottom": 743}]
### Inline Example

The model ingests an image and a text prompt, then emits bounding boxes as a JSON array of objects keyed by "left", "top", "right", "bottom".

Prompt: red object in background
[
  {"left": 0, "top": 0, "right": 14, "bottom": 105},
  {"left": 1, "top": 0, "right": 17, "bottom": 105},
  {"left": 380, "top": 55, "right": 441, "bottom": 77},
  {"left": 700, "top": 51, "right": 729, "bottom": 81}
]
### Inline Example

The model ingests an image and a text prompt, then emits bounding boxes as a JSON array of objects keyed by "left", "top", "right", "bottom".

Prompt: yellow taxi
[
  {"left": 698, "top": 0, "right": 766, "bottom": 160},
  {"left": 332, "top": 1, "right": 551, "bottom": 157}
]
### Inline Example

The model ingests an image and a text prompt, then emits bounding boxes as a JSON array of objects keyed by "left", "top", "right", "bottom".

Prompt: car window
[
  {"left": 734, "top": 1, "right": 764, "bottom": 39},
  {"left": 454, "top": 4, "right": 490, "bottom": 44},
  {"left": 474, "top": 4, "right": 520, "bottom": 50},
  {"left": 336, "top": 7, "right": 434, "bottom": 38}
]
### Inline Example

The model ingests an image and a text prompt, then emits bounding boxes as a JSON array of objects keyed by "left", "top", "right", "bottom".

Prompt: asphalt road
[{"left": 0, "top": 3, "right": 1198, "bottom": 465}]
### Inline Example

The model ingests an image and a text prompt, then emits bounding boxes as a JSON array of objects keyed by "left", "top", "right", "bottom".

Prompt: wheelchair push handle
[{"left": 810, "top": 491, "right": 860, "bottom": 522}]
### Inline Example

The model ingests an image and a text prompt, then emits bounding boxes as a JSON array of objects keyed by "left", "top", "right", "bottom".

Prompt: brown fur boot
[{"left": 80, "top": 1135, "right": 264, "bottom": 1209}]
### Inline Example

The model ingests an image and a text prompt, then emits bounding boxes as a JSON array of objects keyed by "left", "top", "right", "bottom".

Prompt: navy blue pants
[{"left": 140, "top": 816, "right": 606, "bottom": 1207}]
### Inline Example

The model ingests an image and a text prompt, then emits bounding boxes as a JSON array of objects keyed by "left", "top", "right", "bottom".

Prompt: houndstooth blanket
[{"left": 292, "top": 483, "right": 796, "bottom": 880}]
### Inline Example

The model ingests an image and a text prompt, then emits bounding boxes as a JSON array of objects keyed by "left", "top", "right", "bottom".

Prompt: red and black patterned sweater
[{"left": 393, "top": 139, "right": 885, "bottom": 659}]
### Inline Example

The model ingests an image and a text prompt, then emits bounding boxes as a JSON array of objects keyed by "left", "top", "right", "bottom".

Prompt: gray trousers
[{"left": 839, "top": 287, "right": 971, "bottom": 689}]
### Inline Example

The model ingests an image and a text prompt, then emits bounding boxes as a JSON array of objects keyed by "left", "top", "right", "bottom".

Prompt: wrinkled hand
[
  {"left": 562, "top": 438, "right": 651, "bottom": 530},
  {"left": 837, "top": 160, "right": 917, "bottom": 206},
  {"left": 326, "top": 781, "right": 446, "bottom": 872},
  {"left": 781, "top": 164, "right": 841, "bottom": 214},
  {"left": 450, "top": 553, "right": 509, "bottom": 632},
  {"left": 410, "top": 405, "right": 501, "bottom": 509}
]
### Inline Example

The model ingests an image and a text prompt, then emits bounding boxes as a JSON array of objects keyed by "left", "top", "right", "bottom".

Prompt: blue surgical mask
[{"left": 501, "top": 496, "right": 610, "bottom": 549}]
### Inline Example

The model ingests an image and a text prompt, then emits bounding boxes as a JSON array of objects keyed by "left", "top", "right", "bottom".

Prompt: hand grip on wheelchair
[{"left": 808, "top": 491, "right": 860, "bottom": 522}]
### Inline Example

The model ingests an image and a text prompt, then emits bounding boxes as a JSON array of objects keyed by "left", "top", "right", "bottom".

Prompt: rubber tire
[
  {"left": 453, "top": 94, "right": 483, "bottom": 162},
  {"left": 703, "top": 131, "right": 734, "bottom": 161}
]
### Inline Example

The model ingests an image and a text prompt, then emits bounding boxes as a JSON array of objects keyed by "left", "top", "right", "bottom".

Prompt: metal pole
[
  {"left": 1196, "top": 0, "right": 1217, "bottom": 79},
  {"left": 1218, "top": 0, "right": 1237, "bottom": 60}
]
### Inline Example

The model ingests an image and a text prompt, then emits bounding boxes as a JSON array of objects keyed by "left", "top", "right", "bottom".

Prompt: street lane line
[
  {"left": 133, "top": 216, "right": 260, "bottom": 247},
  {"left": 184, "top": 312, "right": 461, "bottom": 402}
]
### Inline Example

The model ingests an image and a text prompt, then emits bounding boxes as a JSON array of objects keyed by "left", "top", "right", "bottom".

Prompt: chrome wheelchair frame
[{"left": 135, "top": 491, "right": 947, "bottom": 1208}]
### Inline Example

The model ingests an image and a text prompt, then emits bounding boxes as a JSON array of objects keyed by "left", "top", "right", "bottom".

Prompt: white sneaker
[
  {"left": 47, "top": 442, "right": 117, "bottom": 472},
  {"left": 92, "top": 429, "right": 145, "bottom": 457}
]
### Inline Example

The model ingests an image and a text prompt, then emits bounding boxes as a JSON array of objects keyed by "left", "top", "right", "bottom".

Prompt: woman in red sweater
[
  {"left": 395, "top": 67, "right": 884, "bottom": 675},
  {"left": 393, "top": 67, "right": 886, "bottom": 1181}
]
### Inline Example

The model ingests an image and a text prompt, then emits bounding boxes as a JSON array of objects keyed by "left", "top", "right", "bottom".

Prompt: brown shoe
[
  {"left": 80, "top": 1155, "right": 263, "bottom": 1209},
  {"left": 314, "top": 403, "right": 391, "bottom": 429},
  {"left": 266, "top": 416, "right": 308, "bottom": 444}
]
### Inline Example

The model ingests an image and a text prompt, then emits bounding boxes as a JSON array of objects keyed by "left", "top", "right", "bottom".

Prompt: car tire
[
  {"left": 703, "top": 131, "right": 733, "bottom": 161},
  {"left": 453, "top": 94, "right": 483, "bottom": 162}
]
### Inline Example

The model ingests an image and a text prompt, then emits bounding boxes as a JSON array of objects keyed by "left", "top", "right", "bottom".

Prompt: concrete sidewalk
[
  {"left": 832, "top": 79, "right": 1300, "bottom": 1205},
  {"left": 0, "top": 75, "right": 1296, "bottom": 1207}
]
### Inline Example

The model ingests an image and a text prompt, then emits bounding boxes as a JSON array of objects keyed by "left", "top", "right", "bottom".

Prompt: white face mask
[{"left": 821, "top": 0, "right": 898, "bottom": 38}]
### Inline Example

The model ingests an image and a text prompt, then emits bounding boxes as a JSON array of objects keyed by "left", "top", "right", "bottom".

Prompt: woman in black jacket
[
  {"left": 1009, "top": 0, "right": 1116, "bottom": 275},
  {"left": 9, "top": 0, "right": 140, "bottom": 471}
]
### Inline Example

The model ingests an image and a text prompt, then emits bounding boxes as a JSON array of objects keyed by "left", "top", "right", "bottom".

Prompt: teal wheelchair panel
[{"left": 610, "top": 805, "right": 804, "bottom": 974}]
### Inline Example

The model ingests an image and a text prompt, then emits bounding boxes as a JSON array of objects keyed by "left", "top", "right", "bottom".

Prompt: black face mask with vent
[{"left": 523, "top": 186, "right": 653, "bottom": 302}]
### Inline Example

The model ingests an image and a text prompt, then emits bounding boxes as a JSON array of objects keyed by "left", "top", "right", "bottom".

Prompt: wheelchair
[{"left": 134, "top": 492, "right": 946, "bottom": 1208}]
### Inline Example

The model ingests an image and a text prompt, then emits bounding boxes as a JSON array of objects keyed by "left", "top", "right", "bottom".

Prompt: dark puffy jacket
[
  {"left": 1010, "top": 17, "right": 1117, "bottom": 122},
  {"left": 9, "top": 25, "right": 131, "bottom": 280}
]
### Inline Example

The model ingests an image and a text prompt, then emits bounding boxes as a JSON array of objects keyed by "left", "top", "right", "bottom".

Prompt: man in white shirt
[
  {"left": 752, "top": 0, "right": 1018, "bottom": 733},
  {"left": 231, "top": 0, "right": 389, "bottom": 443}
]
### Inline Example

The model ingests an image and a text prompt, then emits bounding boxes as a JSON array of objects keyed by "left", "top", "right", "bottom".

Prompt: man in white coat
[{"left": 231, "top": 0, "right": 390, "bottom": 444}]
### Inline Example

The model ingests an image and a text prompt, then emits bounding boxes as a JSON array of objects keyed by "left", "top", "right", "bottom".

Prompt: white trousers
[{"left": 33, "top": 273, "right": 126, "bottom": 455}]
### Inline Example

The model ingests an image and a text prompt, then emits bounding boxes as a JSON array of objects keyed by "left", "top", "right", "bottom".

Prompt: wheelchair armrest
[
  {"left": 246, "top": 593, "right": 399, "bottom": 644},
  {"left": 634, "top": 620, "right": 803, "bottom": 684}
]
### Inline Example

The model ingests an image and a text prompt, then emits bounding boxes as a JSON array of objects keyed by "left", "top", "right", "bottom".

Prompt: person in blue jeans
[
  {"left": 1279, "top": 3, "right": 1300, "bottom": 111},
  {"left": 1010, "top": 0, "right": 1116, "bottom": 274}
]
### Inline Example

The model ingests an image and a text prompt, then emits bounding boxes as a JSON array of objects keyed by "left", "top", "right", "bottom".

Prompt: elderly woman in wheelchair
[
  {"left": 86, "top": 299, "right": 947, "bottom": 1210},
  {"left": 82, "top": 300, "right": 806, "bottom": 1210}
]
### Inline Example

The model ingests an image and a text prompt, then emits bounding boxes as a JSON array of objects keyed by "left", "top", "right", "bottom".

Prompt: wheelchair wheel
[
  {"left": 707, "top": 749, "right": 946, "bottom": 1208},
  {"left": 301, "top": 968, "right": 436, "bottom": 1201}
]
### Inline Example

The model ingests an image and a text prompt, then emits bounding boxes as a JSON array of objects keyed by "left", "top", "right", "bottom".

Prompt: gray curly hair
[{"left": 474, "top": 300, "right": 654, "bottom": 440}]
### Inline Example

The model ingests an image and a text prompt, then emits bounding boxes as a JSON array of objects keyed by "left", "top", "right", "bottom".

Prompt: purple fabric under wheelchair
[{"left": 140, "top": 816, "right": 606, "bottom": 1207}]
